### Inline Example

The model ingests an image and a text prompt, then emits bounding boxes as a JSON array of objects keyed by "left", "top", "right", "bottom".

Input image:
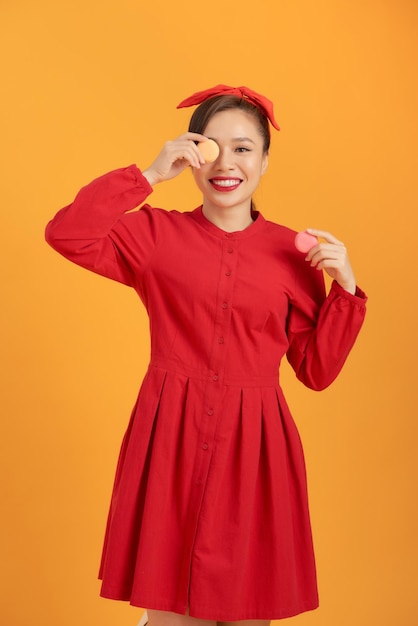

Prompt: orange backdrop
[{"left": 1, "top": 1, "right": 417, "bottom": 625}]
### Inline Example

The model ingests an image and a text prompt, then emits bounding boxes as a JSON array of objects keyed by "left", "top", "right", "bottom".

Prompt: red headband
[{"left": 177, "top": 84, "right": 280, "bottom": 131}]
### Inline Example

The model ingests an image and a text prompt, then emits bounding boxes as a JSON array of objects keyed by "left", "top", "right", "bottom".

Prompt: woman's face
[{"left": 192, "top": 109, "right": 268, "bottom": 215}]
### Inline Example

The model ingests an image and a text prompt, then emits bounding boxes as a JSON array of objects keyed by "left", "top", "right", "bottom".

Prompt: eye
[{"left": 235, "top": 146, "right": 251, "bottom": 153}]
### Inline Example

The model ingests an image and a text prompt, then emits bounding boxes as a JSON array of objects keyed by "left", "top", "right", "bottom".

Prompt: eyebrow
[
  {"left": 208, "top": 136, "right": 256, "bottom": 145},
  {"left": 232, "top": 137, "right": 256, "bottom": 144}
]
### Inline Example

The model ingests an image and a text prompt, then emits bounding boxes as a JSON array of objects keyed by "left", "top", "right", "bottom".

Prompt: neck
[{"left": 201, "top": 202, "right": 254, "bottom": 233}]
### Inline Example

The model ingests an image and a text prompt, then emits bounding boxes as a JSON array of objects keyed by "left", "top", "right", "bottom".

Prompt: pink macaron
[{"left": 294, "top": 231, "right": 319, "bottom": 253}]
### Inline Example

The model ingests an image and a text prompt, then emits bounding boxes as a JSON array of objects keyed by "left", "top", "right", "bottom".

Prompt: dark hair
[{"left": 188, "top": 95, "right": 271, "bottom": 153}]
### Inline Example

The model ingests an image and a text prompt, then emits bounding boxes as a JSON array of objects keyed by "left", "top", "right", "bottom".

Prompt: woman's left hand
[{"left": 304, "top": 229, "right": 357, "bottom": 295}]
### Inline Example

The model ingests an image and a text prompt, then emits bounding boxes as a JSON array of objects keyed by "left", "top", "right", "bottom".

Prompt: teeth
[{"left": 212, "top": 179, "right": 240, "bottom": 187}]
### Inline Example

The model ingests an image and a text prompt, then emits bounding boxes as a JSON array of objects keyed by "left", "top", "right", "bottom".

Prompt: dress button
[
  {"left": 222, "top": 302, "right": 228, "bottom": 309},
  {"left": 225, "top": 233, "right": 233, "bottom": 238},
  {"left": 202, "top": 443, "right": 209, "bottom": 450},
  {"left": 225, "top": 271, "right": 231, "bottom": 277},
  {"left": 207, "top": 409, "right": 214, "bottom": 416},
  {"left": 218, "top": 337, "right": 224, "bottom": 344},
  {"left": 212, "top": 374, "right": 219, "bottom": 381},
  {"left": 227, "top": 247, "right": 233, "bottom": 253}
]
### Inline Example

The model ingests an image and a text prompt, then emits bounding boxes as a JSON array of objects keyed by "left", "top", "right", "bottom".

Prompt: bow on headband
[{"left": 177, "top": 84, "right": 280, "bottom": 131}]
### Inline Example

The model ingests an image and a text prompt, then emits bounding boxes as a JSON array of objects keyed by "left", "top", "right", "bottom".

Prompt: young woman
[{"left": 45, "top": 85, "right": 367, "bottom": 626}]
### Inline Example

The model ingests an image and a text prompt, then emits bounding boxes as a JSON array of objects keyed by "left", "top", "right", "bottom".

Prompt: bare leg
[
  {"left": 140, "top": 609, "right": 270, "bottom": 626},
  {"left": 138, "top": 611, "right": 149, "bottom": 626},
  {"left": 147, "top": 608, "right": 216, "bottom": 626}
]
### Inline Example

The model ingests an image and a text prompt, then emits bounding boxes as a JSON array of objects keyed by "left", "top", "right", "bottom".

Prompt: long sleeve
[
  {"left": 45, "top": 165, "right": 157, "bottom": 288},
  {"left": 286, "top": 269, "right": 367, "bottom": 391}
]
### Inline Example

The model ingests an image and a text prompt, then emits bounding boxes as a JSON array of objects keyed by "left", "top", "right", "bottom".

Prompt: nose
[{"left": 215, "top": 147, "right": 234, "bottom": 170}]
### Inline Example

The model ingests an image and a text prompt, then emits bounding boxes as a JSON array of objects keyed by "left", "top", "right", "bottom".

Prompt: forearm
[
  {"left": 287, "top": 281, "right": 367, "bottom": 390},
  {"left": 45, "top": 165, "right": 155, "bottom": 286}
]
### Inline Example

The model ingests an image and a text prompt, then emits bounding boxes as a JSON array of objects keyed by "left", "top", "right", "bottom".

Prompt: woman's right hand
[{"left": 142, "top": 132, "right": 209, "bottom": 186}]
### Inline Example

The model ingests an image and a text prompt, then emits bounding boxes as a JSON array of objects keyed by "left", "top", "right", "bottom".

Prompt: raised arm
[
  {"left": 45, "top": 133, "right": 209, "bottom": 286},
  {"left": 45, "top": 165, "right": 158, "bottom": 287}
]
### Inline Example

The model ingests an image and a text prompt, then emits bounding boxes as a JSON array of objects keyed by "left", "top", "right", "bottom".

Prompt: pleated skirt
[{"left": 99, "top": 364, "right": 318, "bottom": 620}]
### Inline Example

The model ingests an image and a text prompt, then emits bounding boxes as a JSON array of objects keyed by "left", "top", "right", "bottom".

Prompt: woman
[{"left": 45, "top": 85, "right": 367, "bottom": 626}]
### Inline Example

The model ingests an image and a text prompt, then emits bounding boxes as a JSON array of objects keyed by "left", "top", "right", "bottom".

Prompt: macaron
[
  {"left": 294, "top": 231, "right": 319, "bottom": 253},
  {"left": 198, "top": 139, "right": 220, "bottom": 162}
]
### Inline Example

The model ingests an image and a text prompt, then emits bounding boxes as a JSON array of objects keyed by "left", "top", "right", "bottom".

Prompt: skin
[
  {"left": 190, "top": 109, "right": 268, "bottom": 232},
  {"left": 304, "top": 228, "right": 356, "bottom": 293},
  {"left": 140, "top": 111, "right": 357, "bottom": 626},
  {"left": 146, "top": 609, "right": 270, "bottom": 626}
]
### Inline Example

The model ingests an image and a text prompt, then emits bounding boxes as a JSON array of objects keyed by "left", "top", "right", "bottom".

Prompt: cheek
[
  {"left": 248, "top": 160, "right": 264, "bottom": 182},
  {"left": 248, "top": 153, "right": 266, "bottom": 176},
  {"left": 191, "top": 169, "right": 207, "bottom": 193}
]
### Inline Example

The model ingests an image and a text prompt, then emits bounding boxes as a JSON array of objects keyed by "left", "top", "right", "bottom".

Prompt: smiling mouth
[{"left": 210, "top": 178, "right": 242, "bottom": 192}]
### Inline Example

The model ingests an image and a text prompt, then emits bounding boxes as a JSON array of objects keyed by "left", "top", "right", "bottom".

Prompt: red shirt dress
[{"left": 45, "top": 165, "right": 367, "bottom": 621}]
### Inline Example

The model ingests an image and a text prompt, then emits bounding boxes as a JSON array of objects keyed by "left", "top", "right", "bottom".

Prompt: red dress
[{"left": 45, "top": 165, "right": 367, "bottom": 620}]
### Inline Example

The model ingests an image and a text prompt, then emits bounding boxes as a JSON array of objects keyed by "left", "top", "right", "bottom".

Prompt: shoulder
[
  {"left": 259, "top": 216, "right": 298, "bottom": 248},
  {"left": 257, "top": 216, "right": 317, "bottom": 280},
  {"left": 137, "top": 205, "right": 197, "bottom": 225},
  {"left": 122, "top": 204, "right": 199, "bottom": 238},
  {"left": 123, "top": 203, "right": 191, "bottom": 222}
]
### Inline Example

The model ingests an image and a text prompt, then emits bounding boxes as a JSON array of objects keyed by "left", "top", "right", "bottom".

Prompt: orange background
[{"left": 1, "top": 1, "right": 417, "bottom": 625}]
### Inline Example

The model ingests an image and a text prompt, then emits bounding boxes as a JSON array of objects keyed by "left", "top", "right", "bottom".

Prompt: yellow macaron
[{"left": 198, "top": 139, "right": 220, "bottom": 163}]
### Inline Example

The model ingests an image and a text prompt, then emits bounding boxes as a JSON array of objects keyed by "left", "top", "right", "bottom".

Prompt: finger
[
  {"left": 307, "top": 248, "right": 346, "bottom": 267},
  {"left": 177, "top": 131, "right": 211, "bottom": 143},
  {"left": 169, "top": 143, "right": 202, "bottom": 169},
  {"left": 179, "top": 133, "right": 213, "bottom": 164},
  {"left": 171, "top": 139, "right": 206, "bottom": 166},
  {"left": 305, "top": 243, "right": 343, "bottom": 263},
  {"left": 306, "top": 228, "right": 345, "bottom": 246},
  {"left": 187, "top": 131, "right": 211, "bottom": 143},
  {"left": 311, "top": 257, "right": 343, "bottom": 271},
  {"left": 184, "top": 144, "right": 205, "bottom": 167}
]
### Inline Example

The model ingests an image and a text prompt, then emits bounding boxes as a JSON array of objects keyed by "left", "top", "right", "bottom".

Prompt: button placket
[{"left": 192, "top": 237, "right": 238, "bottom": 491}]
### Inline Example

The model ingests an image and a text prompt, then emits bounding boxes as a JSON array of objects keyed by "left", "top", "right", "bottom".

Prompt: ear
[{"left": 261, "top": 152, "right": 269, "bottom": 175}]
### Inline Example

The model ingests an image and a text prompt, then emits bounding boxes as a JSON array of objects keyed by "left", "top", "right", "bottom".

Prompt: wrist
[
  {"left": 338, "top": 279, "right": 356, "bottom": 295},
  {"left": 142, "top": 168, "right": 160, "bottom": 187}
]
